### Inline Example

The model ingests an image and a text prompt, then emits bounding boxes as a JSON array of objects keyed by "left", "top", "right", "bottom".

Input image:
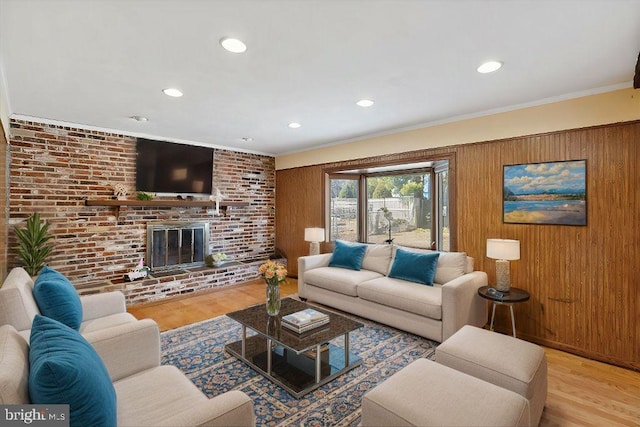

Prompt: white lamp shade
[
  {"left": 304, "top": 227, "right": 325, "bottom": 242},
  {"left": 486, "top": 238, "right": 520, "bottom": 261}
]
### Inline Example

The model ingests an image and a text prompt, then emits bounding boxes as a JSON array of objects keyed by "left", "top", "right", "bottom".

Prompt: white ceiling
[{"left": 1, "top": 0, "right": 638, "bottom": 156}]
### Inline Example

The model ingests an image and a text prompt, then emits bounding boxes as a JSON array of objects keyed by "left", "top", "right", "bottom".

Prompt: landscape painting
[{"left": 503, "top": 160, "right": 587, "bottom": 225}]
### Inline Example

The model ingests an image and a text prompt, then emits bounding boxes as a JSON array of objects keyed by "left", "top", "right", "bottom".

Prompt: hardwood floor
[
  {"left": 127, "top": 278, "right": 299, "bottom": 331},
  {"left": 128, "top": 278, "right": 640, "bottom": 427}
]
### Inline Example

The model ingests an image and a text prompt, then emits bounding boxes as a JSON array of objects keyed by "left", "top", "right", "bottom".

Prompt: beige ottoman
[
  {"left": 361, "top": 358, "right": 530, "bottom": 427},
  {"left": 436, "top": 325, "right": 547, "bottom": 425}
]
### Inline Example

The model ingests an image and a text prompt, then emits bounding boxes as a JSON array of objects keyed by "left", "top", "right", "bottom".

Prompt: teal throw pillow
[
  {"left": 388, "top": 248, "right": 440, "bottom": 286},
  {"left": 33, "top": 267, "right": 83, "bottom": 330},
  {"left": 28, "top": 315, "right": 117, "bottom": 427},
  {"left": 328, "top": 240, "right": 368, "bottom": 270}
]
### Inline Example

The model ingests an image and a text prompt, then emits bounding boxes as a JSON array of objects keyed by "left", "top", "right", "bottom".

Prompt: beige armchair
[
  {"left": 0, "top": 322, "right": 256, "bottom": 427},
  {"left": 0, "top": 267, "right": 136, "bottom": 340}
]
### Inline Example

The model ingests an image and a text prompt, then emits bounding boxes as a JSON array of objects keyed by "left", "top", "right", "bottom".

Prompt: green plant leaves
[{"left": 14, "top": 213, "right": 53, "bottom": 276}]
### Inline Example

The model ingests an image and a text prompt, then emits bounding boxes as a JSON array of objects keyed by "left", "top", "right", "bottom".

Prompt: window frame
[
  {"left": 362, "top": 168, "right": 436, "bottom": 249},
  {"left": 323, "top": 153, "right": 457, "bottom": 251},
  {"left": 323, "top": 156, "right": 457, "bottom": 251}
]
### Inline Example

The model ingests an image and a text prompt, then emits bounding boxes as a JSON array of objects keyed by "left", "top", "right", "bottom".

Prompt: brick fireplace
[
  {"left": 147, "top": 221, "right": 209, "bottom": 272},
  {"left": 8, "top": 119, "right": 277, "bottom": 304}
]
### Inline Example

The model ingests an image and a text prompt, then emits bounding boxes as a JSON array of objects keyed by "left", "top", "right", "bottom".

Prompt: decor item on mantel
[
  {"left": 210, "top": 187, "right": 226, "bottom": 216},
  {"left": 14, "top": 212, "right": 53, "bottom": 276},
  {"left": 486, "top": 238, "right": 520, "bottom": 292},
  {"left": 111, "top": 183, "right": 129, "bottom": 200},
  {"left": 304, "top": 227, "right": 325, "bottom": 255},
  {"left": 206, "top": 252, "right": 228, "bottom": 268},
  {"left": 124, "top": 258, "right": 150, "bottom": 282},
  {"left": 136, "top": 191, "right": 154, "bottom": 201},
  {"left": 258, "top": 260, "right": 287, "bottom": 315}
]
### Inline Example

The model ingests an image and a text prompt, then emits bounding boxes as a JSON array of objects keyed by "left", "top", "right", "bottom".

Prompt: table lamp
[
  {"left": 304, "top": 227, "right": 325, "bottom": 255},
  {"left": 486, "top": 238, "right": 520, "bottom": 292}
]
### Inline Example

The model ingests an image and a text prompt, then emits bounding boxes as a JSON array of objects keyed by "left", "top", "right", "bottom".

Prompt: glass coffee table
[{"left": 225, "top": 298, "right": 363, "bottom": 398}]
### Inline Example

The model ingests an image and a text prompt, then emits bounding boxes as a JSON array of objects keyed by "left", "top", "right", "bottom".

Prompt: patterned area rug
[{"left": 161, "top": 308, "right": 437, "bottom": 427}]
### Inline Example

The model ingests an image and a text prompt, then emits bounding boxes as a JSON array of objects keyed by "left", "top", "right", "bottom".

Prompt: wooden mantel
[{"left": 84, "top": 199, "right": 249, "bottom": 217}]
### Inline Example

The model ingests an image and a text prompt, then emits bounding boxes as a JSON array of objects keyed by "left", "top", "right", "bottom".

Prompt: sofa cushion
[
  {"left": 388, "top": 248, "right": 439, "bottom": 286},
  {"left": 29, "top": 315, "right": 117, "bottom": 427},
  {"left": 0, "top": 325, "right": 30, "bottom": 404},
  {"left": 80, "top": 312, "right": 138, "bottom": 334},
  {"left": 304, "top": 267, "right": 383, "bottom": 297},
  {"left": 361, "top": 244, "right": 393, "bottom": 275},
  {"left": 329, "top": 240, "right": 368, "bottom": 270},
  {"left": 114, "top": 365, "right": 207, "bottom": 426},
  {"left": 33, "top": 267, "right": 83, "bottom": 330},
  {"left": 434, "top": 251, "right": 468, "bottom": 284},
  {"left": 393, "top": 246, "right": 469, "bottom": 284},
  {"left": 357, "top": 277, "right": 442, "bottom": 319}
]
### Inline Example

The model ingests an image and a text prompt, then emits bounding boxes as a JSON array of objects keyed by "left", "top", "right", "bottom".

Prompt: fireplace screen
[{"left": 146, "top": 221, "right": 210, "bottom": 271}]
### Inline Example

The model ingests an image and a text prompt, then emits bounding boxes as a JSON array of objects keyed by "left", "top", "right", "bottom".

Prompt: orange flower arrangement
[
  {"left": 259, "top": 260, "right": 287, "bottom": 315},
  {"left": 258, "top": 260, "right": 287, "bottom": 286}
]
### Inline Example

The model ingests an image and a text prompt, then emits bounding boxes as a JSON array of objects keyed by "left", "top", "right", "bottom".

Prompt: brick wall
[
  {"left": 8, "top": 118, "right": 276, "bottom": 302},
  {"left": 0, "top": 120, "right": 7, "bottom": 279}
]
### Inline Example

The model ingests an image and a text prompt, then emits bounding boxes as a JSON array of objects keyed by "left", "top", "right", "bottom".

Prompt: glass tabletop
[{"left": 226, "top": 297, "right": 363, "bottom": 353}]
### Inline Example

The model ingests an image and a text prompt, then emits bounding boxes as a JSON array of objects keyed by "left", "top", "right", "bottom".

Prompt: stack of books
[{"left": 282, "top": 308, "right": 330, "bottom": 333}]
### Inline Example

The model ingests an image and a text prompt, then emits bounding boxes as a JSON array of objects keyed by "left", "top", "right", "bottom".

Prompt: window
[
  {"left": 435, "top": 163, "right": 450, "bottom": 251},
  {"left": 365, "top": 172, "right": 433, "bottom": 248},
  {"left": 328, "top": 176, "right": 359, "bottom": 241},
  {"left": 327, "top": 160, "right": 451, "bottom": 250}
]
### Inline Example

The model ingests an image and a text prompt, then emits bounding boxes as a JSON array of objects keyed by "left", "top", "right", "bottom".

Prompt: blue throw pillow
[
  {"left": 388, "top": 248, "right": 440, "bottom": 286},
  {"left": 28, "top": 315, "right": 117, "bottom": 427},
  {"left": 33, "top": 267, "right": 83, "bottom": 330},
  {"left": 328, "top": 240, "right": 368, "bottom": 270}
]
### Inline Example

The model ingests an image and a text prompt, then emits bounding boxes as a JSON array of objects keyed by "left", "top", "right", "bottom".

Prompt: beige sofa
[
  {"left": 0, "top": 323, "right": 255, "bottom": 426},
  {"left": 298, "top": 244, "right": 488, "bottom": 342}
]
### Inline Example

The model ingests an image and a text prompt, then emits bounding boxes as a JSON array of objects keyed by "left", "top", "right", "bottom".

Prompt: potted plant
[{"left": 14, "top": 213, "right": 53, "bottom": 276}]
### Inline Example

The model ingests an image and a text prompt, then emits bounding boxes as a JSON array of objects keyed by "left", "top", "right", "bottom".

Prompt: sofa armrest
[
  {"left": 0, "top": 268, "right": 40, "bottom": 332},
  {"left": 80, "top": 291, "right": 127, "bottom": 321},
  {"left": 159, "top": 390, "right": 255, "bottom": 427},
  {"left": 84, "top": 318, "right": 161, "bottom": 382},
  {"left": 441, "top": 271, "right": 488, "bottom": 341},
  {"left": 297, "top": 254, "right": 332, "bottom": 298},
  {"left": 0, "top": 287, "right": 38, "bottom": 332}
]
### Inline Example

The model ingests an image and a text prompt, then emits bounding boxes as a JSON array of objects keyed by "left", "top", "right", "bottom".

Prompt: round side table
[{"left": 477, "top": 286, "right": 530, "bottom": 338}]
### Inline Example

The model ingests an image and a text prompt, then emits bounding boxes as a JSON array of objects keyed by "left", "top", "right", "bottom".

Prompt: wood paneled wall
[
  {"left": 275, "top": 120, "right": 640, "bottom": 371},
  {"left": 276, "top": 165, "right": 325, "bottom": 268}
]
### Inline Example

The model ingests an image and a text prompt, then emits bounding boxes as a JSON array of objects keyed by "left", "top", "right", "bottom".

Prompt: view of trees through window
[
  {"left": 329, "top": 162, "right": 450, "bottom": 250},
  {"left": 329, "top": 178, "right": 359, "bottom": 242},
  {"left": 366, "top": 174, "right": 432, "bottom": 248}
]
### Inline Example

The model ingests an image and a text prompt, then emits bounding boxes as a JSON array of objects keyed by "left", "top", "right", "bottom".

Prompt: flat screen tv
[{"left": 136, "top": 138, "right": 214, "bottom": 195}]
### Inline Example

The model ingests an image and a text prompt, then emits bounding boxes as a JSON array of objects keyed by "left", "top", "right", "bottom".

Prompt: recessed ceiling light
[
  {"left": 220, "top": 37, "right": 247, "bottom": 53},
  {"left": 356, "top": 99, "right": 374, "bottom": 107},
  {"left": 288, "top": 122, "right": 301, "bottom": 129},
  {"left": 241, "top": 137, "right": 254, "bottom": 142},
  {"left": 162, "top": 88, "right": 183, "bottom": 97},
  {"left": 477, "top": 61, "right": 503, "bottom": 74},
  {"left": 130, "top": 115, "right": 148, "bottom": 122}
]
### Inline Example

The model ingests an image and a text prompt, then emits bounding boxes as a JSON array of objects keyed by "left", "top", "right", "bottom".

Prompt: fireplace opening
[{"left": 146, "top": 221, "right": 210, "bottom": 272}]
